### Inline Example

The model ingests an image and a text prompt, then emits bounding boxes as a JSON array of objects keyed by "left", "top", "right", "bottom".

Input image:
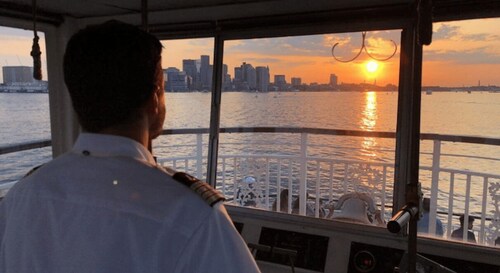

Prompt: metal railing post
[
  {"left": 429, "top": 139, "right": 441, "bottom": 235},
  {"left": 299, "top": 132, "right": 308, "bottom": 215},
  {"left": 196, "top": 133, "right": 203, "bottom": 178}
]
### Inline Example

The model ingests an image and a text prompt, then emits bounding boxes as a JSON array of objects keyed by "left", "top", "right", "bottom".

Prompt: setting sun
[{"left": 366, "top": 60, "right": 379, "bottom": 73}]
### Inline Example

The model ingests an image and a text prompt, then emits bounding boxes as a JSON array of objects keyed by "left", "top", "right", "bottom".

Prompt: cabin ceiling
[
  {"left": 0, "top": 0, "right": 416, "bottom": 18},
  {"left": 0, "top": 0, "right": 498, "bottom": 28},
  {"left": 1, "top": 0, "right": 412, "bottom": 22}
]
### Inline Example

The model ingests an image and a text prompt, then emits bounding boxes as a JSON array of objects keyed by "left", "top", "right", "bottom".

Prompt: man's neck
[{"left": 98, "top": 125, "right": 150, "bottom": 150}]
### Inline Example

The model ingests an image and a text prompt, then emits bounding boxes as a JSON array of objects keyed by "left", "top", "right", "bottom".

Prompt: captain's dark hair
[{"left": 63, "top": 20, "right": 163, "bottom": 132}]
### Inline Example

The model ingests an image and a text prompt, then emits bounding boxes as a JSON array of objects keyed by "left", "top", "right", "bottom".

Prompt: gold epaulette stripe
[
  {"left": 172, "top": 171, "right": 225, "bottom": 206},
  {"left": 190, "top": 182, "right": 225, "bottom": 206}
]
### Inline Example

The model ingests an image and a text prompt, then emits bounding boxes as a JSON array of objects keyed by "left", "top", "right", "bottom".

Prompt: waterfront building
[
  {"left": 182, "top": 59, "right": 198, "bottom": 90},
  {"left": 234, "top": 62, "right": 256, "bottom": 91},
  {"left": 256, "top": 66, "right": 270, "bottom": 92},
  {"left": 222, "top": 64, "right": 232, "bottom": 91},
  {"left": 164, "top": 67, "right": 188, "bottom": 92},
  {"left": 208, "top": 64, "right": 213, "bottom": 90},
  {"left": 291, "top": 77, "right": 301, "bottom": 87},
  {"left": 274, "top": 74, "right": 286, "bottom": 91},
  {"left": 2, "top": 66, "right": 34, "bottom": 84},
  {"left": 200, "top": 55, "right": 210, "bottom": 90},
  {"left": 330, "top": 74, "right": 338, "bottom": 86},
  {"left": 242, "top": 62, "right": 256, "bottom": 90}
]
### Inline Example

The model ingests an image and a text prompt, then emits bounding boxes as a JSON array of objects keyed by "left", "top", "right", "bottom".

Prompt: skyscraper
[
  {"left": 234, "top": 67, "right": 242, "bottom": 82},
  {"left": 242, "top": 63, "right": 256, "bottom": 90},
  {"left": 222, "top": 64, "right": 232, "bottom": 91},
  {"left": 182, "top": 59, "right": 198, "bottom": 90},
  {"left": 200, "top": 55, "right": 210, "bottom": 90},
  {"left": 234, "top": 62, "right": 256, "bottom": 91},
  {"left": 256, "top": 66, "right": 270, "bottom": 92}
]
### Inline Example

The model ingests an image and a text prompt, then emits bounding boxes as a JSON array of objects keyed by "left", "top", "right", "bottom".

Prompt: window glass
[
  {"left": 420, "top": 18, "right": 500, "bottom": 246},
  {"left": 217, "top": 30, "right": 401, "bottom": 226},
  {"left": 0, "top": 26, "right": 50, "bottom": 186},
  {"left": 154, "top": 38, "right": 214, "bottom": 179}
]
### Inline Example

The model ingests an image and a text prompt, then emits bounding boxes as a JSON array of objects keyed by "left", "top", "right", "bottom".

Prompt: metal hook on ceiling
[{"left": 331, "top": 32, "right": 398, "bottom": 63}]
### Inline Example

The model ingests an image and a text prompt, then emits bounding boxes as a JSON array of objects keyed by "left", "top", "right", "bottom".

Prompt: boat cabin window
[
  {"left": 0, "top": 26, "right": 50, "bottom": 192},
  {"left": 419, "top": 17, "right": 500, "bottom": 246},
  {"left": 216, "top": 30, "right": 402, "bottom": 226},
  {"left": 153, "top": 38, "right": 214, "bottom": 177}
]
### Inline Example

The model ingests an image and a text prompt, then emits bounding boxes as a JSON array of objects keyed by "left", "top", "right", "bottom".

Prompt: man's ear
[{"left": 147, "top": 90, "right": 159, "bottom": 115}]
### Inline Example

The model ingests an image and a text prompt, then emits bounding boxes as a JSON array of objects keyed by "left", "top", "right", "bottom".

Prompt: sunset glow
[
  {"left": 361, "top": 91, "right": 378, "bottom": 155},
  {"left": 366, "top": 61, "right": 379, "bottom": 73},
  {"left": 0, "top": 18, "right": 499, "bottom": 87}
]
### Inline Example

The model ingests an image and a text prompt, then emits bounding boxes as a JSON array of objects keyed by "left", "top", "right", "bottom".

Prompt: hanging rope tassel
[
  {"left": 31, "top": 35, "right": 42, "bottom": 80},
  {"left": 31, "top": 0, "right": 42, "bottom": 80}
]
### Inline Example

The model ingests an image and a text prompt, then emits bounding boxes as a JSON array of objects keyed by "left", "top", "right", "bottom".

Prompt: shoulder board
[
  {"left": 24, "top": 164, "right": 43, "bottom": 177},
  {"left": 172, "top": 172, "right": 225, "bottom": 207}
]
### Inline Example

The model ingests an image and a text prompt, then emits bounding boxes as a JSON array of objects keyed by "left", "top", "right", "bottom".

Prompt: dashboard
[{"left": 227, "top": 205, "right": 500, "bottom": 273}]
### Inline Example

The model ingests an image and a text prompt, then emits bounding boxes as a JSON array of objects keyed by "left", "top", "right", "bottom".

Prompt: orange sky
[
  {"left": 1, "top": 18, "right": 499, "bottom": 87},
  {"left": 160, "top": 18, "right": 499, "bottom": 87}
]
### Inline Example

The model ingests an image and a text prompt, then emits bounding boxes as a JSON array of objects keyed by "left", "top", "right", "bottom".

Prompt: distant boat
[{"left": 426, "top": 90, "right": 432, "bottom": 95}]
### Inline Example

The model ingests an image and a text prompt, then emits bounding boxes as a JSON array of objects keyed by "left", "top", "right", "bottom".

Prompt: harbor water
[{"left": 1, "top": 92, "right": 499, "bottom": 237}]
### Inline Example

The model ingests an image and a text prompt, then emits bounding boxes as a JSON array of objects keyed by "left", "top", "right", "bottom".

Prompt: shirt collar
[{"left": 72, "top": 133, "right": 156, "bottom": 165}]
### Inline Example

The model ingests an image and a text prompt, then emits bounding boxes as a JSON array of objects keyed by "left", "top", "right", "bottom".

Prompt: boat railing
[{"left": 1, "top": 127, "right": 499, "bottom": 246}]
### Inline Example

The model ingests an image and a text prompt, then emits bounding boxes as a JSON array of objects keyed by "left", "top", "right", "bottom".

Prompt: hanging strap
[{"left": 30, "top": 0, "right": 42, "bottom": 80}]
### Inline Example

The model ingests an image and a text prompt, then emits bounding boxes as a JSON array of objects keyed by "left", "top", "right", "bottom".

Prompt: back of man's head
[
  {"left": 423, "top": 197, "right": 430, "bottom": 212},
  {"left": 459, "top": 214, "right": 474, "bottom": 226},
  {"left": 63, "top": 20, "right": 163, "bottom": 132}
]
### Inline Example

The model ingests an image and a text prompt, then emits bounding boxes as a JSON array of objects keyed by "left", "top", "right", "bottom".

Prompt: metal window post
[{"left": 207, "top": 33, "right": 224, "bottom": 187}]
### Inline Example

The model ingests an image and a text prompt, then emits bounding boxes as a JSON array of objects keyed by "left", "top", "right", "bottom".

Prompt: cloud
[
  {"left": 226, "top": 36, "right": 328, "bottom": 56},
  {"left": 433, "top": 24, "right": 461, "bottom": 40},
  {"left": 242, "top": 57, "right": 281, "bottom": 64},
  {"left": 433, "top": 23, "right": 498, "bottom": 43},
  {"left": 425, "top": 22, "right": 500, "bottom": 65},
  {"left": 424, "top": 47, "right": 500, "bottom": 64},
  {"left": 463, "top": 33, "right": 499, "bottom": 42}
]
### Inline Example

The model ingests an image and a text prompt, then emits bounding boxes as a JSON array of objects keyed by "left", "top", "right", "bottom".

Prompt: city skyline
[{"left": 0, "top": 18, "right": 499, "bottom": 86}]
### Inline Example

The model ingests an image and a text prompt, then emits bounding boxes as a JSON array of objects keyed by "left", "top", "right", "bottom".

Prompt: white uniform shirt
[{"left": 0, "top": 133, "right": 261, "bottom": 273}]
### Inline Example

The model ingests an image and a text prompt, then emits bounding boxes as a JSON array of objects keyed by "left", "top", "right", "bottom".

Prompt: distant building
[
  {"left": 2, "top": 66, "right": 34, "bottom": 84},
  {"left": 274, "top": 75, "right": 286, "bottom": 91},
  {"left": 200, "top": 55, "right": 210, "bottom": 90},
  {"left": 208, "top": 64, "right": 213, "bottom": 90},
  {"left": 256, "top": 66, "right": 270, "bottom": 92},
  {"left": 330, "top": 74, "right": 338, "bottom": 86},
  {"left": 291, "top": 77, "right": 301, "bottom": 86},
  {"left": 222, "top": 64, "right": 232, "bottom": 90},
  {"left": 234, "top": 67, "right": 242, "bottom": 83},
  {"left": 182, "top": 59, "right": 198, "bottom": 90},
  {"left": 234, "top": 62, "right": 256, "bottom": 91},
  {"left": 164, "top": 67, "right": 188, "bottom": 92}
]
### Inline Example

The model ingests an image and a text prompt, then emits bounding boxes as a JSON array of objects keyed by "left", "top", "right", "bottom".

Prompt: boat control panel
[{"left": 227, "top": 205, "right": 500, "bottom": 273}]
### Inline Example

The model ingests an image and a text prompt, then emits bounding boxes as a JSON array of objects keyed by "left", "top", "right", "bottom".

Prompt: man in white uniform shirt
[{"left": 0, "top": 21, "right": 260, "bottom": 273}]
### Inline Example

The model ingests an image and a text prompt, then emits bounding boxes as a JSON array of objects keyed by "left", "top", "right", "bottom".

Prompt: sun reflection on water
[{"left": 361, "top": 91, "right": 378, "bottom": 157}]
